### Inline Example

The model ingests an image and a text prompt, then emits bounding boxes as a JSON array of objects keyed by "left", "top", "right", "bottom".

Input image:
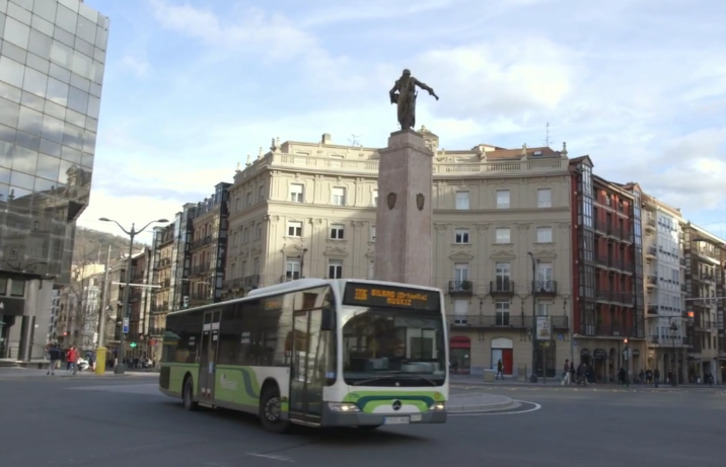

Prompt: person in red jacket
[{"left": 66, "top": 346, "right": 79, "bottom": 375}]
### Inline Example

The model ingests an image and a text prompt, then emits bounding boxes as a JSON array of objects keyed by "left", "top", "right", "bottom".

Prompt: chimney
[{"left": 322, "top": 133, "right": 332, "bottom": 144}]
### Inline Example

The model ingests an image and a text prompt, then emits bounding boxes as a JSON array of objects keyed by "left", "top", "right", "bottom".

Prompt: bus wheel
[
  {"left": 259, "top": 386, "right": 289, "bottom": 433},
  {"left": 183, "top": 377, "right": 198, "bottom": 411}
]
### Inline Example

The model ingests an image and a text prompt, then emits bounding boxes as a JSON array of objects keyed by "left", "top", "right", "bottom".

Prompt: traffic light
[{"left": 130, "top": 342, "right": 137, "bottom": 348}]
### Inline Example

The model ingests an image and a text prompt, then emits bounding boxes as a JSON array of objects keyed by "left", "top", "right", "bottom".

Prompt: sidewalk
[
  {"left": 450, "top": 373, "right": 720, "bottom": 390},
  {"left": 0, "top": 366, "right": 157, "bottom": 378}
]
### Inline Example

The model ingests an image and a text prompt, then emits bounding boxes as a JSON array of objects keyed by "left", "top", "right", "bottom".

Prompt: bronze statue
[{"left": 389, "top": 69, "right": 439, "bottom": 130}]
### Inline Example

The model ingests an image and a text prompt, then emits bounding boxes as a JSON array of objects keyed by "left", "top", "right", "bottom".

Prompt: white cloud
[{"left": 120, "top": 55, "right": 149, "bottom": 77}]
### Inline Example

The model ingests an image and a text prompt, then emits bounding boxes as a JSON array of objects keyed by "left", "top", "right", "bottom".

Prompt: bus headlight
[
  {"left": 328, "top": 402, "right": 361, "bottom": 412},
  {"left": 430, "top": 402, "right": 446, "bottom": 411}
]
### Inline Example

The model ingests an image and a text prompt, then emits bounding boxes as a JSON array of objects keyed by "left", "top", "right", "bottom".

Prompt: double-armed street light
[{"left": 99, "top": 217, "right": 168, "bottom": 374}]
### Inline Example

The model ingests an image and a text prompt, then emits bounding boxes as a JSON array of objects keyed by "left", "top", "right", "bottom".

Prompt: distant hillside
[{"left": 73, "top": 227, "right": 149, "bottom": 266}]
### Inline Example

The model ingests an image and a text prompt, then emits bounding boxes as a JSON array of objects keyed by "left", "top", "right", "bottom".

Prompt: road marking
[
  {"left": 68, "top": 383, "right": 160, "bottom": 394},
  {"left": 449, "top": 400, "right": 541, "bottom": 416},
  {"left": 247, "top": 453, "right": 296, "bottom": 463}
]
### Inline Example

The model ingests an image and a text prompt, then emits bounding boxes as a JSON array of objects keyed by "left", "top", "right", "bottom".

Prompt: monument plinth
[{"left": 374, "top": 129, "right": 433, "bottom": 286}]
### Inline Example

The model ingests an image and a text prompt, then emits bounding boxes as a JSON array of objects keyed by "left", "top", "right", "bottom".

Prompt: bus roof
[{"left": 166, "top": 278, "right": 442, "bottom": 317}]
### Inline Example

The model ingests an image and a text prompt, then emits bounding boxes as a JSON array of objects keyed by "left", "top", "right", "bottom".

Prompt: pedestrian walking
[
  {"left": 653, "top": 368, "right": 660, "bottom": 388},
  {"left": 66, "top": 346, "right": 79, "bottom": 375},
  {"left": 561, "top": 359, "right": 571, "bottom": 385},
  {"left": 496, "top": 359, "right": 504, "bottom": 380},
  {"left": 46, "top": 343, "right": 61, "bottom": 375}
]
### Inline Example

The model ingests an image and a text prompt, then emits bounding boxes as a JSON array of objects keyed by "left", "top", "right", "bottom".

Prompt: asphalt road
[{"left": 0, "top": 373, "right": 724, "bottom": 467}]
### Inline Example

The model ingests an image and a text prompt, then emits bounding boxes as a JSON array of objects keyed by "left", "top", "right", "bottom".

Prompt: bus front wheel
[
  {"left": 259, "top": 386, "right": 289, "bottom": 434},
  {"left": 183, "top": 377, "right": 198, "bottom": 411}
]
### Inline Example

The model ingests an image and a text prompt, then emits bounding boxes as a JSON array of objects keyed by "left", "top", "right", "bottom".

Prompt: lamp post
[
  {"left": 528, "top": 252, "right": 538, "bottom": 383},
  {"left": 300, "top": 248, "right": 308, "bottom": 279},
  {"left": 99, "top": 217, "right": 168, "bottom": 374}
]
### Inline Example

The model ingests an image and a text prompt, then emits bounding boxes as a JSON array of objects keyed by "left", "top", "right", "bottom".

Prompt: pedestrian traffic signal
[{"left": 130, "top": 342, "right": 137, "bottom": 348}]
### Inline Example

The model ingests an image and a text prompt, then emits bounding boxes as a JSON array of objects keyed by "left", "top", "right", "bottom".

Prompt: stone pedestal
[{"left": 374, "top": 129, "right": 433, "bottom": 287}]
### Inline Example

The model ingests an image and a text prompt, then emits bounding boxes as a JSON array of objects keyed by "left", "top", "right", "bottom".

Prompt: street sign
[{"left": 122, "top": 317, "right": 129, "bottom": 334}]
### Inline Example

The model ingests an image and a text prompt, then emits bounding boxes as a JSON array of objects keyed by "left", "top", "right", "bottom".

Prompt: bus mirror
[{"left": 321, "top": 308, "right": 334, "bottom": 331}]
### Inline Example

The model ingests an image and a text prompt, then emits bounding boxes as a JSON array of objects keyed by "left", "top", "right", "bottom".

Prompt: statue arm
[{"left": 415, "top": 79, "right": 439, "bottom": 101}]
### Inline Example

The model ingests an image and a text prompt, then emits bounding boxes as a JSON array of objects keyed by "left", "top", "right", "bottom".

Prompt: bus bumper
[{"left": 323, "top": 405, "right": 447, "bottom": 426}]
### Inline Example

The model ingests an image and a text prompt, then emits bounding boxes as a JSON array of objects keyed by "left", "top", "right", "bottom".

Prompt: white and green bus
[{"left": 159, "top": 278, "right": 448, "bottom": 432}]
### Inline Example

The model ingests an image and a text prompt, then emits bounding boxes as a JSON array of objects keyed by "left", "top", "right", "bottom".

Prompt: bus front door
[
  {"left": 289, "top": 309, "right": 324, "bottom": 425},
  {"left": 198, "top": 310, "right": 220, "bottom": 404}
]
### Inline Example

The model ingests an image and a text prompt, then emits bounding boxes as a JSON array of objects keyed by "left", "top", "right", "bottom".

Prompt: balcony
[
  {"left": 644, "top": 216, "right": 656, "bottom": 232},
  {"left": 448, "top": 280, "right": 473, "bottom": 296},
  {"left": 448, "top": 314, "right": 568, "bottom": 330},
  {"left": 532, "top": 280, "right": 557, "bottom": 296},
  {"left": 148, "top": 327, "right": 165, "bottom": 336},
  {"left": 243, "top": 274, "right": 260, "bottom": 289},
  {"left": 645, "top": 246, "right": 657, "bottom": 260},
  {"left": 646, "top": 275, "right": 657, "bottom": 288},
  {"left": 647, "top": 305, "right": 658, "bottom": 315},
  {"left": 490, "top": 280, "right": 515, "bottom": 295},
  {"left": 594, "top": 324, "right": 635, "bottom": 337}
]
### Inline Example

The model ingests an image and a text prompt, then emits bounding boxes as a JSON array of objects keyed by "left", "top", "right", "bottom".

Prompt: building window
[
  {"left": 536, "top": 227, "right": 552, "bottom": 243},
  {"left": 454, "top": 228, "right": 470, "bottom": 244},
  {"left": 456, "top": 191, "right": 470, "bottom": 210},
  {"left": 495, "top": 227, "right": 511, "bottom": 244},
  {"left": 242, "top": 227, "right": 250, "bottom": 244},
  {"left": 537, "top": 188, "right": 552, "bottom": 208},
  {"left": 368, "top": 260, "right": 375, "bottom": 279},
  {"left": 286, "top": 259, "right": 301, "bottom": 281},
  {"left": 10, "top": 278, "right": 25, "bottom": 297},
  {"left": 453, "top": 299, "right": 468, "bottom": 325},
  {"left": 328, "top": 259, "right": 343, "bottom": 279},
  {"left": 258, "top": 185, "right": 266, "bottom": 202},
  {"left": 370, "top": 225, "right": 376, "bottom": 242},
  {"left": 454, "top": 263, "right": 469, "bottom": 285},
  {"left": 287, "top": 221, "right": 302, "bottom": 237},
  {"left": 253, "top": 258, "right": 260, "bottom": 275},
  {"left": 536, "top": 302, "right": 551, "bottom": 316},
  {"left": 373, "top": 189, "right": 378, "bottom": 207},
  {"left": 330, "top": 223, "right": 345, "bottom": 240},
  {"left": 290, "top": 183, "right": 304, "bottom": 203},
  {"left": 255, "top": 224, "right": 262, "bottom": 240},
  {"left": 495, "top": 301, "right": 510, "bottom": 326},
  {"left": 536, "top": 262, "right": 553, "bottom": 291},
  {"left": 496, "top": 189, "right": 510, "bottom": 209},
  {"left": 495, "top": 262, "right": 511, "bottom": 290},
  {"left": 332, "top": 187, "right": 346, "bottom": 206},
  {"left": 246, "top": 191, "right": 253, "bottom": 206}
]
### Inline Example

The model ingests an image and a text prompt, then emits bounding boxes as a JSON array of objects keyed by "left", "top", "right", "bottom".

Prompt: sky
[{"left": 77, "top": 0, "right": 726, "bottom": 244}]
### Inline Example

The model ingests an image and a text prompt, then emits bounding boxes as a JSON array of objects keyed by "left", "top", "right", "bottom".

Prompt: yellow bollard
[{"left": 95, "top": 347, "right": 107, "bottom": 375}]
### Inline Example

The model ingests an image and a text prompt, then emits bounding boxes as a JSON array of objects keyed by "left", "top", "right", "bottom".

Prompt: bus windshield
[{"left": 342, "top": 307, "right": 446, "bottom": 387}]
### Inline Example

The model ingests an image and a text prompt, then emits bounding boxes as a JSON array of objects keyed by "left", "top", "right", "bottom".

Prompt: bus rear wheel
[
  {"left": 259, "top": 386, "right": 289, "bottom": 433},
  {"left": 183, "top": 377, "right": 198, "bottom": 411}
]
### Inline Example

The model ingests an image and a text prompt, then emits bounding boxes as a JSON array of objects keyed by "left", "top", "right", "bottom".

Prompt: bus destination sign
[{"left": 342, "top": 283, "right": 440, "bottom": 311}]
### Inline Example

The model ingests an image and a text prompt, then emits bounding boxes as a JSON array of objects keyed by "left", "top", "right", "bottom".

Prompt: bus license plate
[{"left": 384, "top": 416, "right": 410, "bottom": 425}]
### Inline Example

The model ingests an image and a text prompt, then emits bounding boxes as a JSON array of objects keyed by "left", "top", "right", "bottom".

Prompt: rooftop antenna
[
  {"left": 545, "top": 122, "right": 551, "bottom": 148},
  {"left": 348, "top": 134, "right": 362, "bottom": 147}
]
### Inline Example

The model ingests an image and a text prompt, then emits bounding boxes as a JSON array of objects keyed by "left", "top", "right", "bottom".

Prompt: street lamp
[
  {"left": 528, "top": 252, "right": 538, "bottom": 383},
  {"left": 99, "top": 217, "right": 168, "bottom": 374}
]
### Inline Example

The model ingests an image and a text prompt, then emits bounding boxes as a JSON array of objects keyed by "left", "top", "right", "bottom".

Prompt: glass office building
[{"left": 0, "top": 0, "right": 108, "bottom": 360}]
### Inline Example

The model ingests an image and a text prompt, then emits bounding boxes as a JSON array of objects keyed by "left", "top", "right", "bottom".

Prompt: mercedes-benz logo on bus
[{"left": 392, "top": 400, "right": 402, "bottom": 411}]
